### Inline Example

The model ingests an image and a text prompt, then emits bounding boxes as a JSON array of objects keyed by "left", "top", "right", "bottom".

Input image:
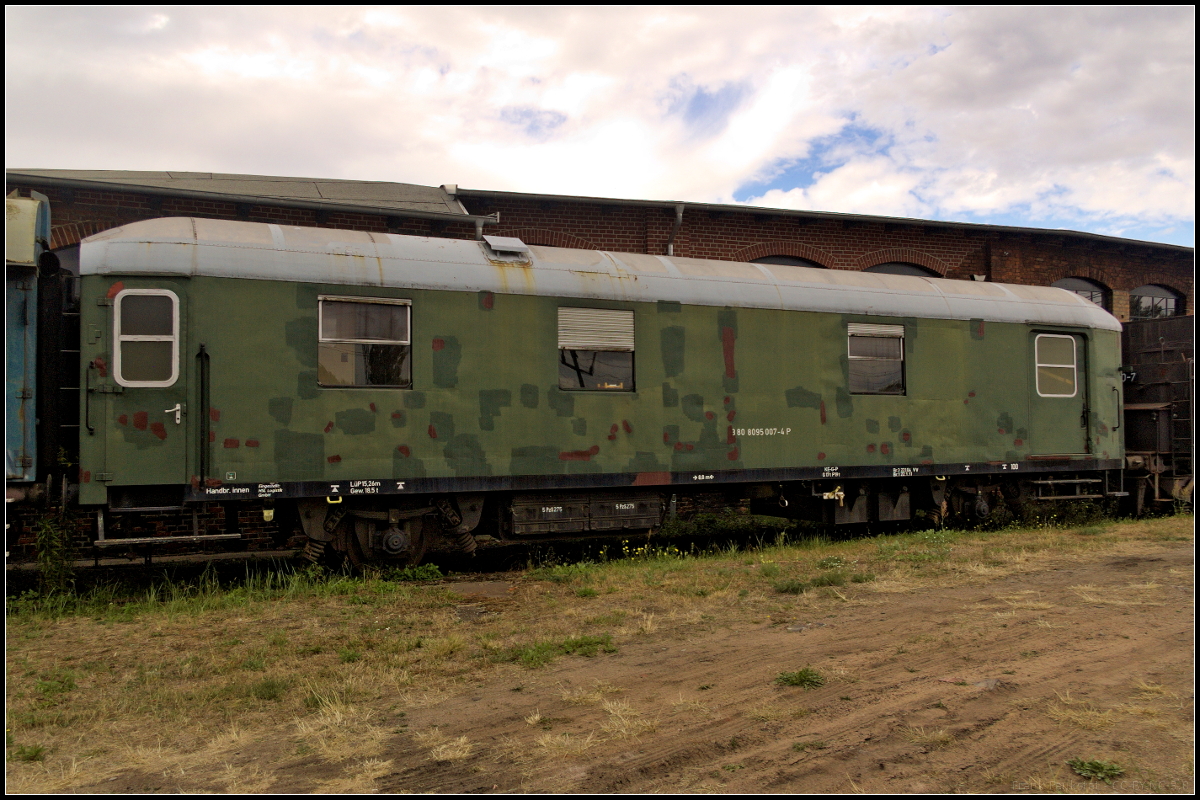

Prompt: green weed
[
  {"left": 776, "top": 668, "right": 825, "bottom": 689},
  {"left": 1066, "top": 758, "right": 1124, "bottom": 784}
]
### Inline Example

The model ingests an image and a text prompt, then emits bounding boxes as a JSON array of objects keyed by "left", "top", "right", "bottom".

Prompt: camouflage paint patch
[
  {"left": 296, "top": 371, "right": 318, "bottom": 399},
  {"left": 866, "top": 419, "right": 880, "bottom": 434},
  {"left": 511, "top": 446, "right": 563, "bottom": 475},
  {"left": 295, "top": 284, "right": 318, "bottom": 309},
  {"left": 682, "top": 394, "right": 707, "bottom": 423},
  {"left": 547, "top": 389, "right": 574, "bottom": 417},
  {"left": 479, "top": 389, "right": 512, "bottom": 431},
  {"left": 444, "top": 434, "right": 491, "bottom": 476},
  {"left": 429, "top": 411, "right": 454, "bottom": 440},
  {"left": 274, "top": 430, "right": 324, "bottom": 481},
  {"left": 393, "top": 448, "right": 427, "bottom": 479},
  {"left": 657, "top": 300, "right": 681, "bottom": 313},
  {"left": 336, "top": 408, "right": 375, "bottom": 435},
  {"left": 888, "top": 416, "right": 902, "bottom": 432},
  {"left": 478, "top": 290, "right": 495, "bottom": 310},
  {"left": 662, "top": 425, "right": 679, "bottom": 445},
  {"left": 997, "top": 412, "right": 1014, "bottom": 434},
  {"left": 836, "top": 387, "right": 854, "bottom": 418},
  {"left": 901, "top": 429, "right": 913, "bottom": 446},
  {"left": 718, "top": 307, "right": 738, "bottom": 393},
  {"left": 785, "top": 386, "right": 821, "bottom": 409},
  {"left": 970, "top": 318, "right": 986, "bottom": 340},
  {"left": 390, "top": 410, "right": 406, "bottom": 428},
  {"left": 432, "top": 335, "right": 462, "bottom": 388},
  {"left": 572, "top": 418, "right": 587, "bottom": 436},
  {"left": 919, "top": 445, "right": 934, "bottom": 458},
  {"left": 284, "top": 317, "right": 318, "bottom": 368},
  {"left": 268, "top": 397, "right": 293, "bottom": 426},
  {"left": 520, "top": 383, "right": 539, "bottom": 409},
  {"left": 661, "top": 326, "right": 685, "bottom": 377},
  {"left": 662, "top": 383, "right": 679, "bottom": 407},
  {"left": 625, "top": 451, "right": 668, "bottom": 472},
  {"left": 404, "top": 392, "right": 426, "bottom": 409}
]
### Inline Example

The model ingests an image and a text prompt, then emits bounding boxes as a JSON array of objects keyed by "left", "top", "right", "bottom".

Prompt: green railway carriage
[{"left": 76, "top": 217, "right": 1125, "bottom": 563}]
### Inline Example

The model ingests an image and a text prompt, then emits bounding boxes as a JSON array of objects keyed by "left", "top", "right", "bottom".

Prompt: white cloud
[{"left": 3, "top": 6, "right": 1193, "bottom": 243}]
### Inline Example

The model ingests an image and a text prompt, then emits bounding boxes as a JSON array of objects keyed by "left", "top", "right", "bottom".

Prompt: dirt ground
[{"left": 6, "top": 517, "right": 1195, "bottom": 794}]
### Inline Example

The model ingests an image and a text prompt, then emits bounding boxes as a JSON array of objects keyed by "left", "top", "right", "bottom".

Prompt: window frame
[
  {"left": 557, "top": 307, "right": 636, "bottom": 392},
  {"left": 112, "top": 288, "right": 180, "bottom": 388},
  {"left": 1034, "top": 333, "right": 1078, "bottom": 398},
  {"left": 317, "top": 295, "right": 412, "bottom": 389},
  {"left": 847, "top": 323, "right": 906, "bottom": 396}
]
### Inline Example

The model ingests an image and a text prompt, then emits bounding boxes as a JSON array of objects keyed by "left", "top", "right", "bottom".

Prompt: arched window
[
  {"left": 750, "top": 255, "right": 824, "bottom": 269},
  {"left": 1130, "top": 284, "right": 1186, "bottom": 319},
  {"left": 1052, "top": 277, "right": 1111, "bottom": 311},
  {"left": 863, "top": 262, "right": 939, "bottom": 277}
]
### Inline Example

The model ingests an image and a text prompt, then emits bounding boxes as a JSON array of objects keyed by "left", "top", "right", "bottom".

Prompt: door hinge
[
  {"left": 18, "top": 456, "right": 33, "bottom": 469},
  {"left": 17, "top": 388, "right": 33, "bottom": 399},
  {"left": 95, "top": 472, "right": 114, "bottom": 482}
]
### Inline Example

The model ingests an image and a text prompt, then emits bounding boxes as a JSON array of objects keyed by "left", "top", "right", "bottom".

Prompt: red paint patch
[
  {"left": 705, "top": 411, "right": 715, "bottom": 420},
  {"left": 964, "top": 399, "right": 970, "bottom": 404},
  {"left": 968, "top": 391, "right": 976, "bottom": 398},
  {"left": 727, "top": 447, "right": 739, "bottom": 461},
  {"left": 150, "top": 422, "right": 167, "bottom": 441},
  {"left": 481, "top": 292, "right": 494, "bottom": 310},
  {"left": 397, "top": 445, "right": 411, "bottom": 457},
  {"left": 727, "top": 426, "right": 736, "bottom": 444},
  {"left": 977, "top": 320, "right": 985, "bottom": 337},
  {"left": 205, "top": 478, "right": 222, "bottom": 487},
  {"left": 663, "top": 432, "right": 671, "bottom": 443},
  {"left": 674, "top": 442, "right": 683, "bottom": 451},
  {"left": 921, "top": 459, "right": 934, "bottom": 465},
  {"left": 93, "top": 357, "right": 108, "bottom": 377},
  {"left": 82, "top": 470, "right": 91, "bottom": 483},
  {"left": 881, "top": 443, "right": 890, "bottom": 455},
  {"left": 118, "top": 414, "right": 128, "bottom": 426},
  {"left": 223, "top": 438, "right": 239, "bottom": 448},
  {"left": 327, "top": 455, "right": 342, "bottom": 463},
  {"left": 210, "top": 408, "right": 221, "bottom": 422},
  {"left": 632, "top": 471, "right": 671, "bottom": 486},
  {"left": 998, "top": 428, "right": 1005, "bottom": 433},
  {"left": 902, "top": 432, "right": 911, "bottom": 442},
  {"left": 190, "top": 476, "right": 200, "bottom": 489},
  {"left": 610, "top": 423, "right": 619, "bottom": 434},
  {"left": 369, "top": 403, "right": 376, "bottom": 412},
  {"left": 106, "top": 281, "right": 125, "bottom": 299},
  {"left": 1014, "top": 439, "right": 1023, "bottom": 446},
  {"left": 721, "top": 326, "right": 736, "bottom": 378},
  {"left": 133, "top": 411, "right": 148, "bottom": 430},
  {"left": 558, "top": 445, "right": 601, "bottom": 461},
  {"left": 727, "top": 410, "right": 736, "bottom": 422},
  {"left": 391, "top": 411, "right": 404, "bottom": 420},
  {"left": 685, "top": 444, "right": 694, "bottom": 451},
  {"left": 817, "top": 452, "right": 825, "bottom": 460},
  {"left": 245, "top": 439, "right": 260, "bottom": 447},
  {"left": 867, "top": 444, "right": 876, "bottom": 453},
  {"left": 819, "top": 400, "right": 826, "bottom": 425},
  {"left": 622, "top": 420, "right": 632, "bottom": 434},
  {"left": 724, "top": 396, "right": 731, "bottom": 405},
  {"left": 209, "top": 431, "right": 216, "bottom": 442},
  {"left": 432, "top": 338, "right": 445, "bottom": 351},
  {"left": 324, "top": 421, "right": 334, "bottom": 433},
  {"left": 607, "top": 434, "right": 616, "bottom": 441},
  {"left": 428, "top": 424, "right": 437, "bottom": 439}
]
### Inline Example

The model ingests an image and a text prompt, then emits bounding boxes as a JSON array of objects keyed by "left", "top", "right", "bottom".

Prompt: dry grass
[
  {"left": 1046, "top": 692, "right": 1115, "bottom": 731},
  {"left": 903, "top": 726, "right": 954, "bottom": 747},
  {"left": 5, "top": 514, "right": 1192, "bottom": 793},
  {"left": 413, "top": 728, "right": 475, "bottom": 762}
]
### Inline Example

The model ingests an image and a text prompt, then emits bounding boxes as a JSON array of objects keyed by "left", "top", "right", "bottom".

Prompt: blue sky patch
[
  {"left": 732, "top": 122, "right": 891, "bottom": 201},
  {"left": 499, "top": 106, "right": 567, "bottom": 140}
]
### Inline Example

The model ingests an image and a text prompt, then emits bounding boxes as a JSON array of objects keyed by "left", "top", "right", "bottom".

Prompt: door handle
[{"left": 165, "top": 403, "right": 183, "bottom": 424}]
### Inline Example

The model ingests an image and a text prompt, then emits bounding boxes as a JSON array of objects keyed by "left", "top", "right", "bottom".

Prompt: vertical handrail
[{"left": 197, "top": 344, "right": 210, "bottom": 483}]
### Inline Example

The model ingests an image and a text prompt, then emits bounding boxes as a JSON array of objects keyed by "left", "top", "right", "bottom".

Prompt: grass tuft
[{"left": 776, "top": 668, "right": 825, "bottom": 689}]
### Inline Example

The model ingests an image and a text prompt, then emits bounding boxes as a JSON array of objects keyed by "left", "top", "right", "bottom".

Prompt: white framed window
[
  {"left": 558, "top": 307, "right": 635, "bottom": 391},
  {"left": 1035, "top": 334, "right": 1077, "bottom": 397},
  {"left": 848, "top": 323, "right": 905, "bottom": 395},
  {"left": 113, "top": 289, "right": 179, "bottom": 387},
  {"left": 318, "top": 296, "right": 412, "bottom": 388}
]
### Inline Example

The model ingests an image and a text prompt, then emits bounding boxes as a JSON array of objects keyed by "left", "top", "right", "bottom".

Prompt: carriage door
[
  {"left": 1030, "top": 332, "right": 1089, "bottom": 455},
  {"left": 105, "top": 286, "right": 189, "bottom": 487}
]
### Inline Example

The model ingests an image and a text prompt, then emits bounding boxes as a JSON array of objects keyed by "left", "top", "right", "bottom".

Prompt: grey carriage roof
[{"left": 80, "top": 217, "right": 1121, "bottom": 332}]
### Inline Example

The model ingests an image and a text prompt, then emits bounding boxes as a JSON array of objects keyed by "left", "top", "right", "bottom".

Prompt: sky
[{"left": 5, "top": 7, "right": 1195, "bottom": 246}]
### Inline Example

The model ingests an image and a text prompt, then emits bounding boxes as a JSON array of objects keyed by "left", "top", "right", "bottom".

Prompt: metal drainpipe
[{"left": 666, "top": 204, "right": 684, "bottom": 256}]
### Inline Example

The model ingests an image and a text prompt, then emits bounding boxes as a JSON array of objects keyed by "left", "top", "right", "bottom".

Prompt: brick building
[{"left": 6, "top": 169, "right": 1193, "bottom": 322}]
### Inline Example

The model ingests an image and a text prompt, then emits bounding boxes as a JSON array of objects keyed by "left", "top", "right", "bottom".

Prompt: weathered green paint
[{"left": 75, "top": 273, "right": 1124, "bottom": 504}]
